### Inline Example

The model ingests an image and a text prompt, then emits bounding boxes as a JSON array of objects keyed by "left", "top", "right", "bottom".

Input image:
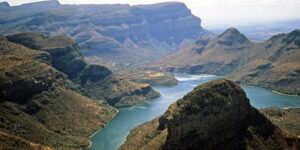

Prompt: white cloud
[{"left": 2, "top": 0, "right": 300, "bottom": 28}]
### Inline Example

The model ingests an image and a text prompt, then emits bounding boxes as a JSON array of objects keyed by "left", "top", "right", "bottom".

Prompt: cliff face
[
  {"left": 0, "top": 35, "right": 117, "bottom": 149},
  {"left": 0, "top": 1, "right": 213, "bottom": 66},
  {"left": 151, "top": 29, "right": 300, "bottom": 95},
  {"left": 0, "top": 33, "right": 159, "bottom": 149},
  {"left": 120, "top": 79, "right": 300, "bottom": 150},
  {"left": 6, "top": 33, "right": 160, "bottom": 107}
]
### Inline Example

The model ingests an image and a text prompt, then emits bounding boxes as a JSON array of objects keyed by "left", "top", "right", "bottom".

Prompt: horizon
[{"left": 2, "top": 0, "right": 300, "bottom": 29}]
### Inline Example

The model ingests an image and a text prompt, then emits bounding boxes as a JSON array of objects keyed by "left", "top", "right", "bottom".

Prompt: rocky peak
[
  {"left": 120, "top": 79, "right": 300, "bottom": 150},
  {"left": 218, "top": 28, "right": 249, "bottom": 45}
]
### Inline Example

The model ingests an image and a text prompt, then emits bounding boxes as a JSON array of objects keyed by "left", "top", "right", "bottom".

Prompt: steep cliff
[
  {"left": 0, "top": 35, "right": 117, "bottom": 149},
  {"left": 0, "top": 1, "right": 213, "bottom": 67},
  {"left": 0, "top": 32, "right": 160, "bottom": 149},
  {"left": 6, "top": 33, "right": 160, "bottom": 107},
  {"left": 120, "top": 79, "right": 300, "bottom": 150},
  {"left": 152, "top": 29, "right": 300, "bottom": 95}
]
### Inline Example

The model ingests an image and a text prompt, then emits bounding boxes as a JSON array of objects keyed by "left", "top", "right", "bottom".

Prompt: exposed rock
[
  {"left": 0, "top": 1, "right": 214, "bottom": 66},
  {"left": 0, "top": 35, "right": 118, "bottom": 149},
  {"left": 120, "top": 79, "right": 300, "bottom": 150},
  {"left": 151, "top": 29, "right": 300, "bottom": 95},
  {"left": 6, "top": 33, "right": 160, "bottom": 107}
]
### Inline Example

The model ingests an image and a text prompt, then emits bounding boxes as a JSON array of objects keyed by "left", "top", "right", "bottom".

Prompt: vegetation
[
  {"left": 261, "top": 107, "right": 300, "bottom": 135},
  {"left": 117, "top": 70, "right": 178, "bottom": 86},
  {"left": 5, "top": 32, "right": 160, "bottom": 107},
  {"left": 120, "top": 79, "right": 300, "bottom": 150},
  {"left": 152, "top": 29, "right": 300, "bottom": 95},
  {"left": 0, "top": 32, "right": 159, "bottom": 149},
  {"left": 0, "top": 0, "right": 213, "bottom": 66}
]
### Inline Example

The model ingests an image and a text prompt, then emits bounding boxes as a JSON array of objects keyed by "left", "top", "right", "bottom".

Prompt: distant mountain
[
  {"left": 151, "top": 28, "right": 300, "bottom": 95},
  {"left": 0, "top": 0, "right": 214, "bottom": 67},
  {"left": 120, "top": 79, "right": 300, "bottom": 150},
  {"left": 0, "top": 33, "right": 159, "bottom": 149}
]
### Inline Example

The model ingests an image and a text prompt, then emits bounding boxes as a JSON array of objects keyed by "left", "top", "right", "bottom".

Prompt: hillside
[
  {"left": 120, "top": 79, "right": 300, "bottom": 150},
  {"left": 6, "top": 33, "right": 160, "bottom": 107},
  {"left": 117, "top": 70, "right": 178, "bottom": 86},
  {"left": 261, "top": 107, "right": 300, "bottom": 136},
  {"left": 0, "top": 34, "right": 117, "bottom": 149},
  {"left": 0, "top": 33, "right": 159, "bottom": 149},
  {"left": 0, "top": 0, "right": 213, "bottom": 67},
  {"left": 151, "top": 28, "right": 300, "bottom": 95}
]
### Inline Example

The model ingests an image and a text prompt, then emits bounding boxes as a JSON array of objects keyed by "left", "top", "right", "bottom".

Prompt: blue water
[{"left": 87, "top": 73, "right": 300, "bottom": 150}]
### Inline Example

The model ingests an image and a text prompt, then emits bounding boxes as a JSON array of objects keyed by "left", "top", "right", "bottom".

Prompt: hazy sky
[{"left": 2, "top": 0, "right": 300, "bottom": 28}]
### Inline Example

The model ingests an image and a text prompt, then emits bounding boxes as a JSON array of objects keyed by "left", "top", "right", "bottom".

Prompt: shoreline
[
  {"left": 271, "top": 90, "right": 299, "bottom": 97},
  {"left": 238, "top": 82, "right": 299, "bottom": 97},
  {"left": 82, "top": 109, "right": 120, "bottom": 149}
]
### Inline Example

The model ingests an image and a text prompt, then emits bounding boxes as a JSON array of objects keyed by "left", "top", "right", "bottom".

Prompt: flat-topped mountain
[
  {"left": 0, "top": 33, "right": 158, "bottom": 149},
  {"left": 120, "top": 79, "right": 300, "bottom": 150},
  {"left": 0, "top": 0, "right": 213, "bottom": 67},
  {"left": 151, "top": 29, "right": 300, "bottom": 95}
]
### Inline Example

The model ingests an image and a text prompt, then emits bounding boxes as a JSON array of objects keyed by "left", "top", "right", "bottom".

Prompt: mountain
[
  {"left": 120, "top": 79, "right": 300, "bottom": 150},
  {"left": 0, "top": 33, "right": 158, "bottom": 149},
  {"left": 6, "top": 32, "right": 159, "bottom": 107},
  {"left": 261, "top": 107, "right": 300, "bottom": 136},
  {"left": 151, "top": 28, "right": 300, "bottom": 95},
  {"left": 0, "top": 0, "right": 213, "bottom": 67}
]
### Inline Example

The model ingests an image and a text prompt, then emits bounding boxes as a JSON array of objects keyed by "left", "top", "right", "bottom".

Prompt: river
[{"left": 87, "top": 73, "right": 300, "bottom": 150}]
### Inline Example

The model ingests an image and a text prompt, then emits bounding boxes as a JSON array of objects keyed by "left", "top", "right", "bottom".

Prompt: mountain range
[
  {"left": 0, "top": 0, "right": 213, "bottom": 67},
  {"left": 151, "top": 28, "right": 300, "bottom": 95},
  {"left": 0, "top": 33, "right": 159, "bottom": 149}
]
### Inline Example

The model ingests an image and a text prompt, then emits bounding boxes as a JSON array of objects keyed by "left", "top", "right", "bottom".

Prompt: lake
[{"left": 87, "top": 73, "right": 300, "bottom": 150}]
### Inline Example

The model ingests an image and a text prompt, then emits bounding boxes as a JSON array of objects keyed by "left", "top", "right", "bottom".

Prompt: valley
[
  {"left": 151, "top": 28, "right": 300, "bottom": 96},
  {"left": 0, "top": 0, "right": 300, "bottom": 149},
  {"left": 89, "top": 73, "right": 300, "bottom": 150}
]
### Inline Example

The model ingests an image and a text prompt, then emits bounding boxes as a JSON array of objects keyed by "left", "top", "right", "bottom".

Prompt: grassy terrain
[
  {"left": 0, "top": 32, "right": 160, "bottom": 149},
  {"left": 117, "top": 70, "right": 178, "bottom": 86},
  {"left": 6, "top": 33, "right": 160, "bottom": 107},
  {"left": 152, "top": 29, "right": 300, "bottom": 95},
  {"left": 0, "top": 35, "right": 118, "bottom": 149},
  {"left": 0, "top": 1, "right": 212, "bottom": 65},
  {"left": 120, "top": 79, "right": 300, "bottom": 150},
  {"left": 261, "top": 107, "right": 300, "bottom": 135}
]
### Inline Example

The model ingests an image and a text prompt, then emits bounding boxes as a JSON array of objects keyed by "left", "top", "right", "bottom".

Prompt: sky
[{"left": 2, "top": 0, "right": 300, "bottom": 28}]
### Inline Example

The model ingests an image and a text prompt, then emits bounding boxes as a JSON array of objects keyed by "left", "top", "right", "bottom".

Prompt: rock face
[
  {"left": 120, "top": 79, "right": 300, "bottom": 150},
  {"left": 0, "top": 34, "right": 117, "bottom": 149},
  {"left": 0, "top": 1, "right": 213, "bottom": 66},
  {"left": 151, "top": 29, "right": 300, "bottom": 95},
  {"left": 0, "top": 33, "right": 159, "bottom": 149},
  {"left": 6, "top": 33, "right": 160, "bottom": 107}
]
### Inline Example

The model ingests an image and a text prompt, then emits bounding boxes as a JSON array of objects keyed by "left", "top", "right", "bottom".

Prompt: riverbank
[
  {"left": 272, "top": 90, "right": 299, "bottom": 97},
  {"left": 83, "top": 109, "right": 120, "bottom": 149}
]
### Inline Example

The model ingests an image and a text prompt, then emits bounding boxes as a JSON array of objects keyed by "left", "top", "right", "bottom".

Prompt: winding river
[{"left": 87, "top": 73, "right": 300, "bottom": 150}]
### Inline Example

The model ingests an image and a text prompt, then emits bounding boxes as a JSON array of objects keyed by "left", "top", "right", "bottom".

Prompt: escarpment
[
  {"left": 0, "top": 1, "right": 214, "bottom": 65},
  {"left": 0, "top": 32, "right": 159, "bottom": 149},
  {"left": 6, "top": 33, "right": 160, "bottom": 107}
]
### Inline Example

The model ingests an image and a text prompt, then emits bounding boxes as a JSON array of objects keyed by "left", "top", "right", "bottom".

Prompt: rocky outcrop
[
  {"left": 0, "top": 1, "right": 213, "bottom": 66},
  {"left": 151, "top": 29, "right": 300, "bottom": 95},
  {"left": 120, "top": 79, "right": 300, "bottom": 150},
  {"left": 0, "top": 35, "right": 118, "bottom": 149},
  {"left": 6, "top": 33, "right": 160, "bottom": 107}
]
